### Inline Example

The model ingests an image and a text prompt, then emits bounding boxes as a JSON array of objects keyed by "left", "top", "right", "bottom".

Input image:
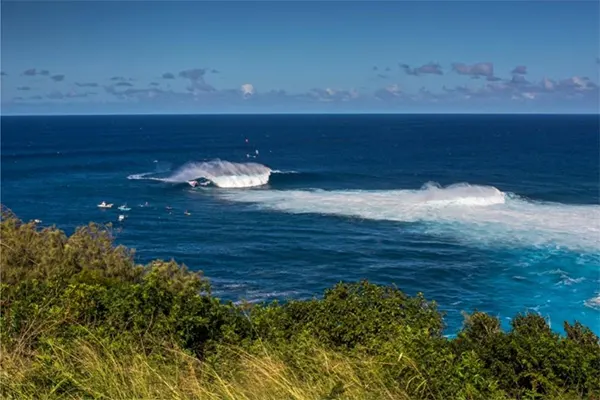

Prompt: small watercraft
[
  {"left": 33, "top": 219, "right": 42, "bottom": 224},
  {"left": 118, "top": 205, "right": 131, "bottom": 211},
  {"left": 98, "top": 201, "right": 113, "bottom": 208},
  {"left": 118, "top": 215, "right": 126, "bottom": 222},
  {"left": 184, "top": 210, "right": 191, "bottom": 216},
  {"left": 166, "top": 206, "right": 173, "bottom": 211}
]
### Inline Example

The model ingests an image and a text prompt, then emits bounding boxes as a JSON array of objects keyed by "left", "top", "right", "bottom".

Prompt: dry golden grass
[{"left": 0, "top": 335, "right": 415, "bottom": 400}]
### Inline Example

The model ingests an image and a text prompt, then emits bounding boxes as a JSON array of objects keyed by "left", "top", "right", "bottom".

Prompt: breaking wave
[
  {"left": 217, "top": 182, "right": 600, "bottom": 252},
  {"left": 128, "top": 160, "right": 272, "bottom": 189}
]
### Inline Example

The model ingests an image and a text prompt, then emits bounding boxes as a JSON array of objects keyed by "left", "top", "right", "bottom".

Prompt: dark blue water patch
[{"left": 1, "top": 114, "right": 599, "bottom": 335}]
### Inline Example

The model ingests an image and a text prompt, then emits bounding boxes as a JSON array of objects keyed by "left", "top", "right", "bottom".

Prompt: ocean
[{"left": 2, "top": 114, "right": 599, "bottom": 335}]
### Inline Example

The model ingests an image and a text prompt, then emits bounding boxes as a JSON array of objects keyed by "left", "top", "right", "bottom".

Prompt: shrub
[
  {"left": 0, "top": 207, "right": 246, "bottom": 357},
  {"left": 453, "top": 312, "right": 600, "bottom": 398},
  {"left": 1, "top": 207, "right": 599, "bottom": 399},
  {"left": 249, "top": 281, "right": 444, "bottom": 350}
]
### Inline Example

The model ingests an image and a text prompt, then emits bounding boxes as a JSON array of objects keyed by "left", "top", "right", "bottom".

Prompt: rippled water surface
[{"left": 2, "top": 114, "right": 599, "bottom": 334}]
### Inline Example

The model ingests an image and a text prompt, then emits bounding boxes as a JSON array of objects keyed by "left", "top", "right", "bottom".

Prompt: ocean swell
[{"left": 128, "top": 160, "right": 271, "bottom": 188}]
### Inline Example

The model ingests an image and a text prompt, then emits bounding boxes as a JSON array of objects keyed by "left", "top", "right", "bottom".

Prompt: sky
[{"left": 1, "top": 0, "right": 599, "bottom": 115}]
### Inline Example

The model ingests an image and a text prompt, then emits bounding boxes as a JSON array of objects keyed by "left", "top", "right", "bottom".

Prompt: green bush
[
  {"left": 451, "top": 312, "right": 600, "bottom": 398},
  {"left": 249, "top": 281, "right": 444, "bottom": 349},
  {"left": 1, "top": 207, "right": 599, "bottom": 399},
  {"left": 0, "top": 207, "right": 246, "bottom": 357}
]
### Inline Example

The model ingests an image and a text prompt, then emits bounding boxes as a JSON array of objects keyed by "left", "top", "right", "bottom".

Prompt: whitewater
[
  {"left": 217, "top": 181, "right": 600, "bottom": 253},
  {"left": 128, "top": 160, "right": 272, "bottom": 188},
  {"left": 128, "top": 159, "right": 599, "bottom": 253},
  {"left": 127, "top": 160, "right": 600, "bottom": 253}
]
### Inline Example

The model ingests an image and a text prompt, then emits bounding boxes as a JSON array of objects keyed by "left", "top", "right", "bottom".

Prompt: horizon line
[{"left": 2, "top": 111, "right": 599, "bottom": 117}]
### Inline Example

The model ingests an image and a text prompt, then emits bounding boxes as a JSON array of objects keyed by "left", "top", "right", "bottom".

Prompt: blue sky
[{"left": 1, "top": 1, "right": 599, "bottom": 114}]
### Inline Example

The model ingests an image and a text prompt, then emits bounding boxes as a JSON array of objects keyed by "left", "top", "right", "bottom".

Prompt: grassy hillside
[{"left": 1, "top": 206, "right": 598, "bottom": 399}]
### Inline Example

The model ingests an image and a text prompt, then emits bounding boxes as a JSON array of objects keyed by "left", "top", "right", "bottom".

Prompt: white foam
[
  {"left": 128, "top": 160, "right": 271, "bottom": 188},
  {"left": 127, "top": 172, "right": 154, "bottom": 180},
  {"left": 217, "top": 182, "right": 600, "bottom": 252},
  {"left": 208, "top": 173, "right": 270, "bottom": 188},
  {"left": 584, "top": 294, "right": 600, "bottom": 311},
  {"left": 236, "top": 290, "right": 302, "bottom": 304}
]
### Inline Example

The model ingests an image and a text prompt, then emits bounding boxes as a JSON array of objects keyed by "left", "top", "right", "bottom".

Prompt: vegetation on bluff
[{"left": 1, "top": 206, "right": 599, "bottom": 399}]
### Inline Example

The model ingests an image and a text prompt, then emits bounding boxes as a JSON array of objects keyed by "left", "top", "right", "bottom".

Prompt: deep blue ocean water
[{"left": 2, "top": 114, "right": 599, "bottom": 335}]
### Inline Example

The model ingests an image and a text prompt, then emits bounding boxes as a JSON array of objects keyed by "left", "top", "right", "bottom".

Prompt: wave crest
[
  {"left": 128, "top": 160, "right": 271, "bottom": 188},
  {"left": 416, "top": 182, "right": 506, "bottom": 206}
]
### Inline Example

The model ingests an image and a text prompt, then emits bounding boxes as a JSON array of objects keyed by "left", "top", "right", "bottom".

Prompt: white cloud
[
  {"left": 541, "top": 78, "right": 555, "bottom": 91},
  {"left": 241, "top": 83, "right": 255, "bottom": 98}
]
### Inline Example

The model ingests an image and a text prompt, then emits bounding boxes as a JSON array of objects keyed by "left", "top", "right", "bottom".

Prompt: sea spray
[{"left": 128, "top": 160, "right": 272, "bottom": 188}]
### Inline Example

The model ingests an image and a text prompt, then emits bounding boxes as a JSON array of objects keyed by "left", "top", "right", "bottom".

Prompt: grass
[{"left": 1, "top": 334, "right": 416, "bottom": 400}]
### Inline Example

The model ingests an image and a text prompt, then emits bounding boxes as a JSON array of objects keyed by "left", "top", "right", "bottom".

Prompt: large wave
[
  {"left": 128, "top": 160, "right": 272, "bottom": 188},
  {"left": 217, "top": 182, "right": 600, "bottom": 252}
]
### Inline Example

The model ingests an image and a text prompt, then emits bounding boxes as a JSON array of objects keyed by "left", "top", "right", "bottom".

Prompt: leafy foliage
[{"left": 1, "top": 207, "right": 599, "bottom": 399}]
